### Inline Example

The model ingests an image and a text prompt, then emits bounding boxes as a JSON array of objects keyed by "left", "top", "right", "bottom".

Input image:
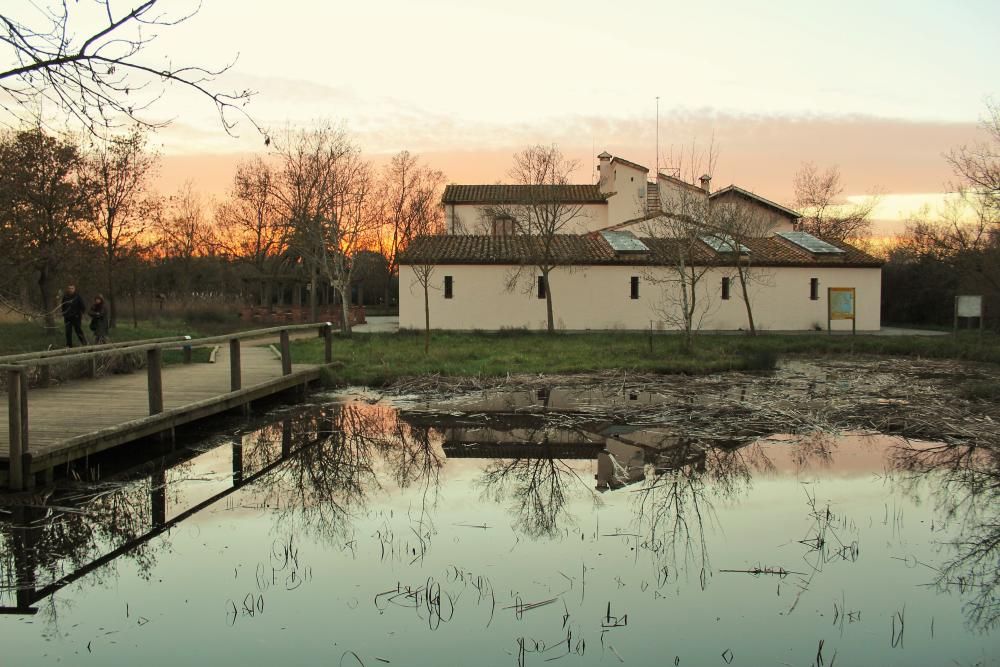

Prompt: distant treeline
[{"left": 0, "top": 125, "right": 442, "bottom": 330}]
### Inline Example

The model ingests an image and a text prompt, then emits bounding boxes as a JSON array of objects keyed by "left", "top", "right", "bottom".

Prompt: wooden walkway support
[
  {"left": 1, "top": 323, "right": 332, "bottom": 490},
  {"left": 1, "top": 416, "right": 315, "bottom": 614}
]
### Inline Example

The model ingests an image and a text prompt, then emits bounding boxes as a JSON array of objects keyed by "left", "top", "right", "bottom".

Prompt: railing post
[
  {"left": 232, "top": 440, "right": 244, "bottom": 488},
  {"left": 19, "top": 370, "right": 30, "bottom": 489},
  {"left": 323, "top": 322, "right": 333, "bottom": 363},
  {"left": 8, "top": 369, "right": 24, "bottom": 490},
  {"left": 147, "top": 349, "right": 163, "bottom": 415},
  {"left": 151, "top": 469, "right": 166, "bottom": 527},
  {"left": 229, "top": 338, "right": 241, "bottom": 391},
  {"left": 280, "top": 329, "right": 292, "bottom": 376}
]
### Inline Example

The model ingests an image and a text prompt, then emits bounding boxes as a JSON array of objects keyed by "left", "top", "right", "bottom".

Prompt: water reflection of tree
[
  {"left": 2, "top": 464, "right": 188, "bottom": 582},
  {"left": 0, "top": 459, "right": 192, "bottom": 625},
  {"left": 631, "top": 437, "right": 783, "bottom": 586},
  {"left": 477, "top": 432, "right": 601, "bottom": 539},
  {"left": 891, "top": 442, "right": 1000, "bottom": 633},
  {"left": 251, "top": 403, "right": 444, "bottom": 547}
]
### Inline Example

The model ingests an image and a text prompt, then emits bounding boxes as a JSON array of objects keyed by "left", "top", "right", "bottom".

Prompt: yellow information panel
[{"left": 829, "top": 287, "right": 856, "bottom": 321}]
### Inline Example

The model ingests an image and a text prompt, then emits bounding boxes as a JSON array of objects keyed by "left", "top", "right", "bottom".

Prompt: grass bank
[
  {"left": 290, "top": 330, "right": 1000, "bottom": 387},
  {"left": 0, "top": 320, "right": 196, "bottom": 356}
]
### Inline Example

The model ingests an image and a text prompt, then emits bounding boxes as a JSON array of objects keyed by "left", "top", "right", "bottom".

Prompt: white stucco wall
[
  {"left": 606, "top": 162, "right": 648, "bottom": 226},
  {"left": 399, "top": 264, "right": 881, "bottom": 332},
  {"left": 445, "top": 202, "right": 609, "bottom": 235},
  {"left": 709, "top": 190, "right": 798, "bottom": 233},
  {"left": 657, "top": 175, "right": 707, "bottom": 212}
]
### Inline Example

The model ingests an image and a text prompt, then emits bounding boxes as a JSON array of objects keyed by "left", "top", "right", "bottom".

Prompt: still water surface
[{"left": 1, "top": 386, "right": 997, "bottom": 666}]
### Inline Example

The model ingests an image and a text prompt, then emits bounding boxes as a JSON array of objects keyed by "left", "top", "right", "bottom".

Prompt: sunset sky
[{"left": 21, "top": 0, "right": 1000, "bottom": 233}]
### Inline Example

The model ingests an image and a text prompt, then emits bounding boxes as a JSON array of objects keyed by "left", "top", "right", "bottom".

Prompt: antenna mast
[{"left": 655, "top": 96, "right": 660, "bottom": 179}]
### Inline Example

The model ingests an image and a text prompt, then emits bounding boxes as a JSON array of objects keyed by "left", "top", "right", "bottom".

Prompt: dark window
[
  {"left": 810, "top": 277, "right": 819, "bottom": 300},
  {"left": 722, "top": 277, "right": 731, "bottom": 300},
  {"left": 630, "top": 276, "right": 639, "bottom": 299},
  {"left": 537, "top": 276, "right": 547, "bottom": 299},
  {"left": 444, "top": 275, "right": 453, "bottom": 299}
]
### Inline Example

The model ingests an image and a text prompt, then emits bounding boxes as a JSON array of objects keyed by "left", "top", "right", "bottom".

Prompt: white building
[{"left": 401, "top": 153, "right": 882, "bottom": 332}]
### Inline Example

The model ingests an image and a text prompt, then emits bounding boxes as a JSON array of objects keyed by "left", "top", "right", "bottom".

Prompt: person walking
[
  {"left": 61, "top": 284, "right": 88, "bottom": 347},
  {"left": 88, "top": 295, "right": 109, "bottom": 344}
]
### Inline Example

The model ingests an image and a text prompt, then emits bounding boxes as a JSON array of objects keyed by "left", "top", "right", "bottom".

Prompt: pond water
[{"left": 1, "top": 381, "right": 997, "bottom": 666}]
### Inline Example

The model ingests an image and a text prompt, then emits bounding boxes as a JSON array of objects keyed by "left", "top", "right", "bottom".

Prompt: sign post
[
  {"left": 828, "top": 287, "right": 856, "bottom": 335},
  {"left": 954, "top": 295, "right": 983, "bottom": 338}
]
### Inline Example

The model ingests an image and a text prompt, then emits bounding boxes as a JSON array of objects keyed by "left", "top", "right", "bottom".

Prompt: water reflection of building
[{"left": 405, "top": 397, "right": 712, "bottom": 491}]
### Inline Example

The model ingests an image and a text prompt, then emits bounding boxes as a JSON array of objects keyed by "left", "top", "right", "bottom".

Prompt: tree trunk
[
  {"left": 423, "top": 280, "right": 430, "bottom": 354},
  {"left": 337, "top": 284, "right": 352, "bottom": 337},
  {"left": 131, "top": 265, "right": 138, "bottom": 329},
  {"left": 38, "top": 265, "right": 55, "bottom": 329},
  {"left": 542, "top": 270, "right": 555, "bottom": 334},
  {"left": 736, "top": 265, "right": 757, "bottom": 335},
  {"left": 106, "top": 256, "right": 117, "bottom": 329},
  {"left": 308, "top": 270, "right": 317, "bottom": 322}
]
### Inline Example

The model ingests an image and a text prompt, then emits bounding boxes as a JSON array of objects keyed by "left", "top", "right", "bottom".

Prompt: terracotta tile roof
[
  {"left": 610, "top": 156, "right": 649, "bottom": 172},
  {"left": 442, "top": 184, "right": 607, "bottom": 205},
  {"left": 657, "top": 172, "right": 708, "bottom": 195},
  {"left": 399, "top": 234, "right": 883, "bottom": 268}
]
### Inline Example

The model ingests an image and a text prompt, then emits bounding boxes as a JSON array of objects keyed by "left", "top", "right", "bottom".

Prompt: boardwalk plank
[{"left": 1, "top": 341, "right": 318, "bottom": 467}]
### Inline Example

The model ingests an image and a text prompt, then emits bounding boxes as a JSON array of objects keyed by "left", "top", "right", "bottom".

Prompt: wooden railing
[{"left": 2, "top": 322, "right": 334, "bottom": 491}]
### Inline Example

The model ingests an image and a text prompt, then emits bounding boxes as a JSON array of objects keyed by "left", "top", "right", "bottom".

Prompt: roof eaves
[
  {"left": 610, "top": 156, "right": 650, "bottom": 172},
  {"left": 710, "top": 185, "right": 802, "bottom": 219}
]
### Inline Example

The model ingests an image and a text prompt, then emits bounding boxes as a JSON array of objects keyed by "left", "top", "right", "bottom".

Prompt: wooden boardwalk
[{"left": 1, "top": 337, "right": 321, "bottom": 485}]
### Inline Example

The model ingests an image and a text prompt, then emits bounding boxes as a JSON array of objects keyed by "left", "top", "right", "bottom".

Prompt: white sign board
[{"left": 956, "top": 295, "right": 983, "bottom": 318}]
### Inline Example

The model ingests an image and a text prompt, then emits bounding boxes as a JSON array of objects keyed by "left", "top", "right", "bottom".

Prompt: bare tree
[
  {"left": 903, "top": 100, "right": 1000, "bottom": 302},
  {"left": 327, "top": 152, "right": 376, "bottom": 336},
  {"left": 215, "top": 157, "right": 286, "bottom": 305},
  {"left": 793, "top": 162, "right": 878, "bottom": 241},
  {"left": 0, "top": 127, "right": 89, "bottom": 327},
  {"left": 642, "top": 217, "right": 716, "bottom": 351},
  {"left": 0, "top": 1, "right": 259, "bottom": 136},
  {"left": 643, "top": 141, "right": 718, "bottom": 350},
  {"left": 375, "top": 151, "right": 446, "bottom": 307},
  {"left": 407, "top": 257, "right": 438, "bottom": 354},
  {"left": 484, "top": 145, "right": 590, "bottom": 333},
  {"left": 274, "top": 124, "right": 374, "bottom": 334},
  {"left": 273, "top": 124, "right": 351, "bottom": 324},
  {"left": 946, "top": 99, "right": 1000, "bottom": 224},
  {"left": 82, "top": 127, "right": 158, "bottom": 327},
  {"left": 156, "top": 180, "right": 213, "bottom": 301},
  {"left": 707, "top": 201, "right": 777, "bottom": 335}
]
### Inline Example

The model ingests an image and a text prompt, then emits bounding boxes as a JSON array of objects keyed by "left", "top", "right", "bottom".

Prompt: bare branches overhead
[
  {"left": 793, "top": 163, "right": 878, "bottom": 241},
  {"left": 0, "top": 1, "right": 260, "bottom": 137}
]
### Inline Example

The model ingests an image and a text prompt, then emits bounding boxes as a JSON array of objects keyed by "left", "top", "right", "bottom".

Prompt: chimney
[
  {"left": 699, "top": 174, "right": 711, "bottom": 193},
  {"left": 598, "top": 151, "right": 613, "bottom": 193}
]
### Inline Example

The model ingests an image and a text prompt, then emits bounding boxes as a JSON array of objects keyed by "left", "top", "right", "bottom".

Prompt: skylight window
[
  {"left": 701, "top": 234, "right": 749, "bottom": 254},
  {"left": 777, "top": 231, "right": 845, "bottom": 255},
  {"left": 601, "top": 231, "right": 649, "bottom": 253}
]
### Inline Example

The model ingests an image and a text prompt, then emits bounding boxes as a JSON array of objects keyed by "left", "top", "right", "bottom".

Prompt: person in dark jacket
[
  {"left": 61, "top": 284, "right": 88, "bottom": 347},
  {"left": 88, "top": 295, "right": 109, "bottom": 344}
]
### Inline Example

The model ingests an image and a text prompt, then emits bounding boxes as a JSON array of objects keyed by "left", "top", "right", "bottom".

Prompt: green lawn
[
  {"left": 289, "top": 329, "right": 1000, "bottom": 387},
  {"left": 0, "top": 320, "right": 197, "bottom": 356}
]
